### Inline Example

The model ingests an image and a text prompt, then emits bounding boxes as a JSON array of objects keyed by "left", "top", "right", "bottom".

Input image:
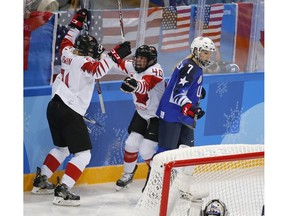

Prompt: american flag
[
  {"left": 161, "top": 5, "right": 191, "bottom": 52},
  {"left": 54, "top": 11, "right": 74, "bottom": 66},
  {"left": 90, "top": 8, "right": 162, "bottom": 54},
  {"left": 202, "top": 4, "right": 224, "bottom": 47}
]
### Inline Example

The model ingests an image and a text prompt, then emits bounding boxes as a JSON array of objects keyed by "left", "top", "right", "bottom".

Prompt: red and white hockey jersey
[
  {"left": 113, "top": 60, "right": 166, "bottom": 120},
  {"left": 52, "top": 28, "right": 116, "bottom": 116}
]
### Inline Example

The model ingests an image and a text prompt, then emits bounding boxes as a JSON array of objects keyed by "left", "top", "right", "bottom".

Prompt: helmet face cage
[
  {"left": 190, "top": 36, "right": 216, "bottom": 68},
  {"left": 203, "top": 199, "right": 228, "bottom": 216},
  {"left": 74, "top": 35, "right": 101, "bottom": 59},
  {"left": 133, "top": 45, "right": 157, "bottom": 73}
]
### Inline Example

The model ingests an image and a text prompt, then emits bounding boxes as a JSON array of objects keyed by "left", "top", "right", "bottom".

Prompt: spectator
[{"left": 204, "top": 48, "right": 239, "bottom": 74}]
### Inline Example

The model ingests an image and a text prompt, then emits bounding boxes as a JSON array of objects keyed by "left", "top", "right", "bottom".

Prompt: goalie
[
  {"left": 183, "top": 197, "right": 229, "bottom": 216},
  {"left": 201, "top": 199, "right": 229, "bottom": 216},
  {"left": 173, "top": 184, "right": 228, "bottom": 216}
]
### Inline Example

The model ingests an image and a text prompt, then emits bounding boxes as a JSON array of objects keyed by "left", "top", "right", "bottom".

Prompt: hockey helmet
[
  {"left": 25, "top": 0, "right": 59, "bottom": 12},
  {"left": 203, "top": 199, "right": 229, "bottom": 216},
  {"left": 133, "top": 45, "right": 158, "bottom": 72},
  {"left": 74, "top": 34, "right": 104, "bottom": 59},
  {"left": 190, "top": 36, "right": 216, "bottom": 68}
]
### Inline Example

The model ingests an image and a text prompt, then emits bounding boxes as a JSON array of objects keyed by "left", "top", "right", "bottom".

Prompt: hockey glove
[
  {"left": 200, "top": 87, "right": 206, "bottom": 99},
  {"left": 182, "top": 103, "right": 205, "bottom": 120},
  {"left": 108, "top": 41, "right": 132, "bottom": 64},
  {"left": 69, "top": 8, "right": 90, "bottom": 30},
  {"left": 120, "top": 77, "right": 138, "bottom": 93}
]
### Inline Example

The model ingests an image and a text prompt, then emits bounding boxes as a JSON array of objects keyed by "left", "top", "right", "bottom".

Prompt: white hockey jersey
[
  {"left": 113, "top": 60, "right": 166, "bottom": 120},
  {"left": 52, "top": 28, "right": 116, "bottom": 116}
]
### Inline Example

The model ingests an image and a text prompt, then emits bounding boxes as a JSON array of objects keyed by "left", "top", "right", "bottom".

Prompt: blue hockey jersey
[{"left": 156, "top": 57, "right": 203, "bottom": 127}]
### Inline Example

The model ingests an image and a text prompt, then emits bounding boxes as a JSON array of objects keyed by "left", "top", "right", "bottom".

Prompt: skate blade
[
  {"left": 53, "top": 197, "right": 80, "bottom": 206},
  {"left": 31, "top": 187, "right": 54, "bottom": 195},
  {"left": 116, "top": 183, "right": 131, "bottom": 192}
]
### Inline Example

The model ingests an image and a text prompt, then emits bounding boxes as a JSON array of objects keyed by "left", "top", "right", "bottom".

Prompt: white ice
[{"left": 24, "top": 179, "right": 145, "bottom": 216}]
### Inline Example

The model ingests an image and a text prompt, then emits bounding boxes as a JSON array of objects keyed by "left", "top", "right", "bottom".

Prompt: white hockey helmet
[
  {"left": 37, "top": 0, "right": 59, "bottom": 12},
  {"left": 202, "top": 199, "right": 229, "bottom": 216},
  {"left": 25, "top": 0, "right": 59, "bottom": 12},
  {"left": 190, "top": 36, "right": 216, "bottom": 68}
]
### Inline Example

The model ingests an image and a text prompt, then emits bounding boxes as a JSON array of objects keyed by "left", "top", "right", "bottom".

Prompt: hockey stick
[
  {"left": 117, "top": 0, "right": 125, "bottom": 42},
  {"left": 95, "top": 80, "right": 105, "bottom": 113},
  {"left": 78, "top": 1, "right": 106, "bottom": 114},
  {"left": 191, "top": 100, "right": 200, "bottom": 128},
  {"left": 191, "top": 86, "right": 203, "bottom": 128}
]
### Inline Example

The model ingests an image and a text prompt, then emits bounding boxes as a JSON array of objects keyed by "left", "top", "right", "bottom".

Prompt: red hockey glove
[
  {"left": 69, "top": 8, "right": 90, "bottom": 30},
  {"left": 108, "top": 41, "right": 132, "bottom": 64},
  {"left": 182, "top": 103, "right": 205, "bottom": 120}
]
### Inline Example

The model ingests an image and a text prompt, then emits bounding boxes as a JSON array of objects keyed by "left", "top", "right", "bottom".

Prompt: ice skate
[
  {"left": 53, "top": 180, "right": 80, "bottom": 206},
  {"left": 116, "top": 165, "right": 138, "bottom": 191},
  {"left": 31, "top": 167, "right": 55, "bottom": 194}
]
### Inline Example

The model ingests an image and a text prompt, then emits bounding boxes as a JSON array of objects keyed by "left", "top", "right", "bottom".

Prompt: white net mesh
[{"left": 135, "top": 144, "right": 264, "bottom": 216}]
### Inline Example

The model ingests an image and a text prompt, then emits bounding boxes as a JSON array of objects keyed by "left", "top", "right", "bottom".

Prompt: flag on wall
[
  {"left": 160, "top": 5, "right": 191, "bottom": 52},
  {"left": 92, "top": 8, "right": 162, "bottom": 52},
  {"left": 24, "top": 11, "right": 55, "bottom": 87},
  {"left": 234, "top": 2, "right": 253, "bottom": 71},
  {"left": 201, "top": 4, "right": 224, "bottom": 47},
  {"left": 149, "top": 0, "right": 191, "bottom": 7},
  {"left": 24, "top": 11, "right": 54, "bottom": 70},
  {"left": 54, "top": 11, "right": 73, "bottom": 67}
]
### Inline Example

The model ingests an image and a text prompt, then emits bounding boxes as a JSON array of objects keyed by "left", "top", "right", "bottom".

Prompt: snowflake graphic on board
[
  {"left": 104, "top": 128, "right": 128, "bottom": 165},
  {"left": 24, "top": 112, "right": 31, "bottom": 133},
  {"left": 85, "top": 109, "right": 107, "bottom": 141},
  {"left": 222, "top": 102, "right": 248, "bottom": 143},
  {"left": 216, "top": 82, "right": 228, "bottom": 97}
]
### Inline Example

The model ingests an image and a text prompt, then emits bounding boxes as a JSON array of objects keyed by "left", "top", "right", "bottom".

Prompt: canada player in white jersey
[
  {"left": 112, "top": 45, "right": 166, "bottom": 191},
  {"left": 31, "top": 8, "right": 131, "bottom": 206}
]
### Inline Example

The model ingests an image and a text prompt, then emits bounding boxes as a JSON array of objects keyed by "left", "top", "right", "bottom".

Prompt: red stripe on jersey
[
  {"left": 96, "top": 63, "right": 105, "bottom": 76},
  {"left": 120, "top": 60, "right": 129, "bottom": 74},
  {"left": 103, "top": 59, "right": 110, "bottom": 69},
  {"left": 65, "top": 162, "right": 82, "bottom": 182},
  {"left": 137, "top": 75, "right": 163, "bottom": 94}
]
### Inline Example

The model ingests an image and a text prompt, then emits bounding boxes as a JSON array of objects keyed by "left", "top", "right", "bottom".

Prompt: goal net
[{"left": 135, "top": 144, "right": 264, "bottom": 216}]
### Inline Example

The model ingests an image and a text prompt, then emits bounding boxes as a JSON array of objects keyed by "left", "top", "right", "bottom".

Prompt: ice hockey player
[
  {"left": 155, "top": 36, "right": 216, "bottom": 154},
  {"left": 112, "top": 45, "right": 166, "bottom": 191},
  {"left": 142, "top": 37, "right": 215, "bottom": 193},
  {"left": 31, "top": 8, "right": 131, "bottom": 206}
]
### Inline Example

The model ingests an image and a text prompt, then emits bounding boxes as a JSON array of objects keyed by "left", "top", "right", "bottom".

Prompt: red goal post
[{"left": 136, "top": 144, "right": 264, "bottom": 216}]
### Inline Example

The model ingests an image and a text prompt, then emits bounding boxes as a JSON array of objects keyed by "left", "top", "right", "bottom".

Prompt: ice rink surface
[{"left": 24, "top": 179, "right": 145, "bottom": 216}]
